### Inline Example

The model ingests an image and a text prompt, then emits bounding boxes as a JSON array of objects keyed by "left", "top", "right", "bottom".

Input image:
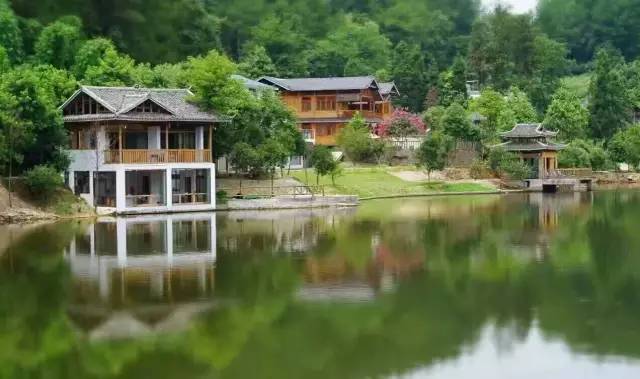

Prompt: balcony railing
[
  {"left": 104, "top": 149, "right": 212, "bottom": 164},
  {"left": 339, "top": 110, "right": 381, "bottom": 119}
]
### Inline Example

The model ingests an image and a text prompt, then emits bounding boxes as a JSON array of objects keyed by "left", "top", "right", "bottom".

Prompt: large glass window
[
  {"left": 74, "top": 171, "right": 90, "bottom": 195},
  {"left": 172, "top": 169, "right": 209, "bottom": 204}
]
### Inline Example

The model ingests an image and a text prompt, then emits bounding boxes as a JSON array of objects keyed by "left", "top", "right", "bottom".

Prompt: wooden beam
[
  {"left": 208, "top": 124, "right": 213, "bottom": 162},
  {"left": 118, "top": 124, "right": 123, "bottom": 163}
]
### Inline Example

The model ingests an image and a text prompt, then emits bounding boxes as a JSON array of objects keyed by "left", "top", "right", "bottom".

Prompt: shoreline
[{"left": 2, "top": 184, "right": 640, "bottom": 225}]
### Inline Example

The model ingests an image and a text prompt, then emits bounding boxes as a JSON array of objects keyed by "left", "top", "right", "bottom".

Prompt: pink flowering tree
[{"left": 377, "top": 109, "right": 427, "bottom": 145}]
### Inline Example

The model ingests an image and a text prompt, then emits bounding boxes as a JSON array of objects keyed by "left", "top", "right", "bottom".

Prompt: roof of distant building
[
  {"left": 257, "top": 76, "right": 380, "bottom": 92},
  {"left": 500, "top": 123, "right": 558, "bottom": 139},
  {"left": 379, "top": 82, "right": 400, "bottom": 97},
  {"left": 60, "top": 85, "right": 226, "bottom": 123},
  {"left": 232, "top": 74, "right": 276, "bottom": 91}
]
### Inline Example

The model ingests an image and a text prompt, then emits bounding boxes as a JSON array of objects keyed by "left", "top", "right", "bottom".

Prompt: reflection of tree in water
[{"left": 5, "top": 192, "right": 640, "bottom": 377}]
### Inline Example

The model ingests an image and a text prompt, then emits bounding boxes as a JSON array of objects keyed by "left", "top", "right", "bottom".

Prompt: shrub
[
  {"left": 469, "top": 159, "right": 492, "bottom": 179},
  {"left": 24, "top": 165, "right": 63, "bottom": 199},
  {"left": 498, "top": 154, "right": 531, "bottom": 180}
]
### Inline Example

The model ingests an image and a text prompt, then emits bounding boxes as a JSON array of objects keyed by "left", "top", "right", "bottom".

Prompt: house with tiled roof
[
  {"left": 257, "top": 76, "right": 398, "bottom": 146},
  {"left": 494, "top": 123, "right": 565, "bottom": 179},
  {"left": 60, "top": 85, "right": 228, "bottom": 214}
]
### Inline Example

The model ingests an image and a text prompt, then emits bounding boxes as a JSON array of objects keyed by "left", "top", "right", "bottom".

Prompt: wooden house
[{"left": 258, "top": 76, "right": 398, "bottom": 146}]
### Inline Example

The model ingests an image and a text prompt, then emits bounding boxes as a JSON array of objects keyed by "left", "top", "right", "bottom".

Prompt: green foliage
[
  {"left": 23, "top": 165, "right": 63, "bottom": 198},
  {"left": 544, "top": 85, "right": 589, "bottom": 141},
  {"left": 497, "top": 153, "right": 531, "bottom": 180},
  {"left": 468, "top": 88, "right": 506, "bottom": 139},
  {"left": 417, "top": 131, "right": 452, "bottom": 177},
  {"left": 82, "top": 49, "right": 138, "bottom": 86},
  {"left": 238, "top": 45, "right": 278, "bottom": 78},
  {"left": 469, "top": 159, "right": 491, "bottom": 179},
  {"left": 558, "top": 139, "right": 609, "bottom": 170},
  {"left": 337, "top": 113, "right": 378, "bottom": 164},
  {"left": 308, "top": 16, "right": 391, "bottom": 77},
  {"left": 0, "top": 45, "right": 9, "bottom": 73},
  {"left": 34, "top": 17, "right": 83, "bottom": 70},
  {"left": 439, "top": 55, "right": 468, "bottom": 107},
  {"left": 0, "top": 0, "right": 23, "bottom": 62},
  {"left": 390, "top": 41, "right": 433, "bottom": 112},
  {"left": 487, "top": 146, "right": 508, "bottom": 171},
  {"left": 259, "top": 138, "right": 288, "bottom": 177},
  {"left": 609, "top": 125, "right": 640, "bottom": 168},
  {"left": 589, "top": 47, "right": 630, "bottom": 139},
  {"left": 422, "top": 106, "right": 446, "bottom": 132},
  {"left": 310, "top": 146, "right": 337, "bottom": 185},
  {"left": 442, "top": 103, "right": 478, "bottom": 141},
  {"left": 72, "top": 37, "right": 116, "bottom": 79},
  {"left": 229, "top": 142, "right": 260, "bottom": 177}
]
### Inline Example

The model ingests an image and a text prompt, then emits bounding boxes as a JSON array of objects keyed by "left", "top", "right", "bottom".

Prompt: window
[
  {"left": 74, "top": 171, "right": 90, "bottom": 195},
  {"left": 301, "top": 97, "right": 312, "bottom": 112},
  {"left": 316, "top": 96, "right": 336, "bottom": 111}
]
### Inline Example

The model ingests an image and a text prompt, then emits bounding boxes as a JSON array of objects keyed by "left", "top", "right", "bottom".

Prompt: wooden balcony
[{"left": 104, "top": 149, "right": 212, "bottom": 164}]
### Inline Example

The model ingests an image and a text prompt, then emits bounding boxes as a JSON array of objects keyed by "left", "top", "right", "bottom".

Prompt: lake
[{"left": 2, "top": 191, "right": 640, "bottom": 378}]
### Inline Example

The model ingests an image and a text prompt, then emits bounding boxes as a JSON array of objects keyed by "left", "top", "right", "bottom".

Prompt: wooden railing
[
  {"left": 172, "top": 192, "right": 209, "bottom": 205},
  {"left": 104, "top": 149, "right": 212, "bottom": 164},
  {"left": 339, "top": 110, "right": 381, "bottom": 119},
  {"left": 556, "top": 168, "right": 593, "bottom": 178}
]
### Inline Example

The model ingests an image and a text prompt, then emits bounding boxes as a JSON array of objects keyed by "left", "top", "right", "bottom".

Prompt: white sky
[{"left": 482, "top": 0, "right": 538, "bottom": 13}]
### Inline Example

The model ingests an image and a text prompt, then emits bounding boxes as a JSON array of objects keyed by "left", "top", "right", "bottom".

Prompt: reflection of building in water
[
  {"left": 65, "top": 213, "right": 217, "bottom": 340},
  {"left": 297, "top": 238, "right": 424, "bottom": 303},
  {"left": 507, "top": 192, "right": 593, "bottom": 260},
  {"left": 219, "top": 207, "right": 357, "bottom": 253}
]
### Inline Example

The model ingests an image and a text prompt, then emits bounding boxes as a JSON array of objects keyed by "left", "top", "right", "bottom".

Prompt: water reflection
[
  {"left": 4, "top": 191, "right": 640, "bottom": 378},
  {"left": 65, "top": 214, "right": 216, "bottom": 340}
]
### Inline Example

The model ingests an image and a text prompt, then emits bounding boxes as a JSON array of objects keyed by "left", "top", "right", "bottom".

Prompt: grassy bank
[
  {"left": 1, "top": 179, "right": 93, "bottom": 217},
  {"left": 290, "top": 167, "right": 496, "bottom": 198}
]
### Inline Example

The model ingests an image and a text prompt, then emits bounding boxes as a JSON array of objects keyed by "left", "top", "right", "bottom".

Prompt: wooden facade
[{"left": 259, "top": 77, "right": 396, "bottom": 146}]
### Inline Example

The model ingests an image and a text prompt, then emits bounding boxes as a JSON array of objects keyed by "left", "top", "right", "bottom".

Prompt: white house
[{"left": 60, "top": 85, "right": 227, "bottom": 214}]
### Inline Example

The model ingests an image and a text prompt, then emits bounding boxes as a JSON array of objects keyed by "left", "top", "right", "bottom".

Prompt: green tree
[
  {"left": 390, "top": 41, "right": 432, "bottom": 112},
  {"left": 83, "top": 49, "right": 137, "bottom": 86},
  {"left": 259, "top": 138, "right": 289, "bottom": 194},
  {"left": 72, "top": 37, "right": 116, "bottom": 79},
  {"left": 609, "top": 126, "right": 640, "bottom": 168},
  {"left": 442, "top": 103, "right": 478, "bottom": 141},
  {"left": 0, "top": 46, "right": 9, "bottom": 73},
  {"left": 543, "top": 86, "right": 589, "bottom": 141},
  {"left": 468, "top": 88, "right": 506, "bottom": 139},
  {"left": 589, "top": 47, "right": 630, "bottom": 140},
  {"left": 238, "top": 44, "right": 278, "bottom": 79},
  {"left": 310, "top": 146, "right": 337, "bottom": 185},
  {"left": 439, "top": 55, "right": 468, "bottom": 107},
  {"left": 230, "top": 142, "right": 260, "bottom": 191},
  {"left": 34, "top": 16, "right": 84, "bottom": 70},
  {"left": 308, "top": 16, "right": 391, "bottom": 77},
  {"left": 0, "top": 0, "right": 22, "bottom": 63},
  {"left": 417, "top": 131, "right": 452, "bottom": 180},
  {"left": 558, "top": 139, "right": 609, "bottom": 170},
  {"left": 423, "top": 105, "right": 446, "bottom": 132},
  {"left": 337, "top": 112, "right": 377, "bottom": 164},
  {"left": 505, "top": 87, "right": 538, "bottom": 124}
]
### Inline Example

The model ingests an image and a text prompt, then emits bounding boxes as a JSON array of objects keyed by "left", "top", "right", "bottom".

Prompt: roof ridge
[{"left": 82, "top": 85, "right": 190, "bottom": 92}]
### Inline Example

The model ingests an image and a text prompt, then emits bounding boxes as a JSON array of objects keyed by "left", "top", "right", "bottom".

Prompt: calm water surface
[{"left": 2, "top": 191, "right": 640, "bottom": 378}]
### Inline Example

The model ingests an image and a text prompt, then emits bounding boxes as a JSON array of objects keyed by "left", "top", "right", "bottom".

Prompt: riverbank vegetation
[{"left": 3, "top": 0, "right": 640, "bottom": 200}]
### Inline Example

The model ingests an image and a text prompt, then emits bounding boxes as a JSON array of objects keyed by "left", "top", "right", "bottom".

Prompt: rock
[{"left": 0, "top": 208, "right": 58, "bottom": 224}]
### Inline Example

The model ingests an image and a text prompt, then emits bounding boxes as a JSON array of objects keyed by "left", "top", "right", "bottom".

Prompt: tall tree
[
  {"left": 543, "top": 86, "right": 589, "bottom": 141},
  {"left": 308, "top": 16, "right": 391, "bottom": 77},
  {"left": 237, "top": 45, "right": 278, "bottom": 79},
  {"left": 34, "top": 16, "right": 84, "bottom": 70},
  {"left": 390, "top": 41, "right": 432, "bottom": 112},
  {"left": 0, "top": 0, "right": 22, "bottom": 62},
  {"left": 589, "top": 47, "right": 630, "bottom": 140}
]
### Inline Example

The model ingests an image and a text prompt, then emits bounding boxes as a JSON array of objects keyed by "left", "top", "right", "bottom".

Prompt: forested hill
[{"left": 3, "top": 0, "right": 640, "bottom": 178}]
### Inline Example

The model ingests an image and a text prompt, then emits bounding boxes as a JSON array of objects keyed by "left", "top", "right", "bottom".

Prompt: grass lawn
[{"left": 290, "top": 167, "right": 496, "bottom": 198}]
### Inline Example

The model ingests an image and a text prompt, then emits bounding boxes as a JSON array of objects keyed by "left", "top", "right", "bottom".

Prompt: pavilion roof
[{"left": 500, "top": 123, "right": 558, "bottom": 139}]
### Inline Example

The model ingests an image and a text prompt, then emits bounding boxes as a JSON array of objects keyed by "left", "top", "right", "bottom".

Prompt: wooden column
[
  {"left": 208, "top": 124, "right": 213, "bottom": 162},
  {"left": 118, "top": 125, "right": 123, "bottom": 163},
  {"left": 165, "top": 122, "right": 170, "bottom": 162}
]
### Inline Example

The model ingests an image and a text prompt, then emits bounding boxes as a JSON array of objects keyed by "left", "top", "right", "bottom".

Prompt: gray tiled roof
[
  {"left": 232, "top": 75, "right": 276, "bottom": 91},
  {"left": 379, "top": 82, "right": 399, "bottom": 96},
  {"left": 61, "top": 86, "right": 225, "bottom": 123},
  {"left": 494, "top": 140, "right": 565, "bottom": 152},
  {"left": 500, "top": 123, "right": 558, "bottom": 138},
  {"left": 257, "top": 76, "right": 379, "bottom": 92}
]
